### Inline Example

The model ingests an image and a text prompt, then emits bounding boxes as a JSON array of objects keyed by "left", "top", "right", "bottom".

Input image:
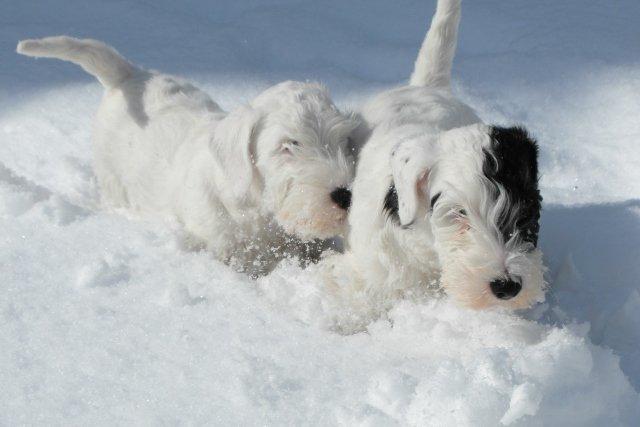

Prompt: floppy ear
[
  {"left": 390, "top": 138, "right": 437, "bottom": 226},
  {"left": 210, "top": 105, "right": 263, "bottom": 204}
]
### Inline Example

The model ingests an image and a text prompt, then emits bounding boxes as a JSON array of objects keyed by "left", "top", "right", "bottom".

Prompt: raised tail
[
  {"left": 409, "top": 0, "right": 462, "bottom": 89},
  {"left": 17, "top": 36, "right": 136, "bottom": 88}
]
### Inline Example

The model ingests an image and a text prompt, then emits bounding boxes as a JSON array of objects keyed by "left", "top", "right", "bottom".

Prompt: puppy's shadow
[
  {"left": 538, "top": 200, "right": 640, "bottom": 388},
  {"left": 121, "top": 71, "right": 151, "bottom": 127}
]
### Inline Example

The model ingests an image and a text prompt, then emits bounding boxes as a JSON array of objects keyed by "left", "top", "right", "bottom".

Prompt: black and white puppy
[{"left": 324, "top": 0, "right": 544, "bottom": 328}]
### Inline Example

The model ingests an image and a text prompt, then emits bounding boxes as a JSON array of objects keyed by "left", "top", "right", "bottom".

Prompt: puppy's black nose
[
  {"left": 330, "top": 187, "right": 351, "bottom": 210},
  {"left": 489, "top": 278, "right": 522, "bottom": 300}
]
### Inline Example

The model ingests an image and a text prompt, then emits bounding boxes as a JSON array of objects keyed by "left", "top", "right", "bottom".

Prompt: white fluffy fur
[
  {"left": 17, "top": 36, "right": 359, "bottom": 275},
  {"left": 323, "top": 0, "right": 546, "bottom": 331}
]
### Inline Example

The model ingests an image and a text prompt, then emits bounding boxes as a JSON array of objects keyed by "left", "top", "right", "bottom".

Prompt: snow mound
[{"left": 260, "top": 260, "right": 640, "bottom": 425}]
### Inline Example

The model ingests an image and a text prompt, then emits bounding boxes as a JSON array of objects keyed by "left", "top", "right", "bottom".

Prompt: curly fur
[
  {"left": 323, "top": 0, "right": 546, "bottom": 331},
  {"left": 18, "top": 36, "right": 360, "bottom": 276}
]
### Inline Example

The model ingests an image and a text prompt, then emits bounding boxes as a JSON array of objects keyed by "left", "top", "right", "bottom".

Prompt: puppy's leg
[
  {"left": 94, "top": 165, "right": 129, "bottom": 209},
  {"left": 320, "top": 252, "right": 393, "bottom": 334}
]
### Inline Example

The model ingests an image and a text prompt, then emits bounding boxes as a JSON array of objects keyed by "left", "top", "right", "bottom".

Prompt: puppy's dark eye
[
  {"left": 458, "top": 209, "right": 467, "bottom": 216},
  {"left": 289, "top": 140, "right": 299, "bottom": 146},
  {"left": 430, "top": 192, "right": 441, "bottom": 210}
]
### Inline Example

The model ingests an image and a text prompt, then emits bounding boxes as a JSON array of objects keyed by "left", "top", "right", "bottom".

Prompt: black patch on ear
[
  {"left": 383, "top": 184, "right": 400, "bottom": 224},
  {"left": 483, "top": 126, "right": 542, "bottom": 246}
]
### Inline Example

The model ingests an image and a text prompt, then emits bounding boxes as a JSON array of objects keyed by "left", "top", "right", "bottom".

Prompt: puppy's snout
[
  {"left": 330, "top": 187, "right": 351, "bottom": 210},
  {"left": 490, "top": 278, "right": 522, "bottom": 300}
]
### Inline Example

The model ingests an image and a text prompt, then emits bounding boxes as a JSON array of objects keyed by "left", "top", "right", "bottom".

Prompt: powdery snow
[{"left": 2, "top": 0, "right": 640, "bottom": 425}]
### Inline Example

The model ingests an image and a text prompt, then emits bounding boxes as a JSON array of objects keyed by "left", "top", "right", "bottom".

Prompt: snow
[{"left": 1, "top": 0, "right": 640, "bottom": 425}]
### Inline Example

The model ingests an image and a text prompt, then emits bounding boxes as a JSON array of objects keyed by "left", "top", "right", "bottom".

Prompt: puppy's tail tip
[
  {"left": 17, "top": 35, "right": 135, "bottom": 88},
  {"left": 16, "top": 39, "right": 41, "bottom": 56},
  {"left": 409, "top": 0, "right": 462, "bottom": 88},
  {"left": 16, "top": 36, "right": 80, "bottom": 58}
]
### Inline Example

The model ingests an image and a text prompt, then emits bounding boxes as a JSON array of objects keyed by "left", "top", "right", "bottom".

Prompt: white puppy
[
  {"left": 17, "top": 36, "right": 359, "bottom": 275},
  {"left": 325, "top": 0, "right": 545, "bottom": 330}
]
